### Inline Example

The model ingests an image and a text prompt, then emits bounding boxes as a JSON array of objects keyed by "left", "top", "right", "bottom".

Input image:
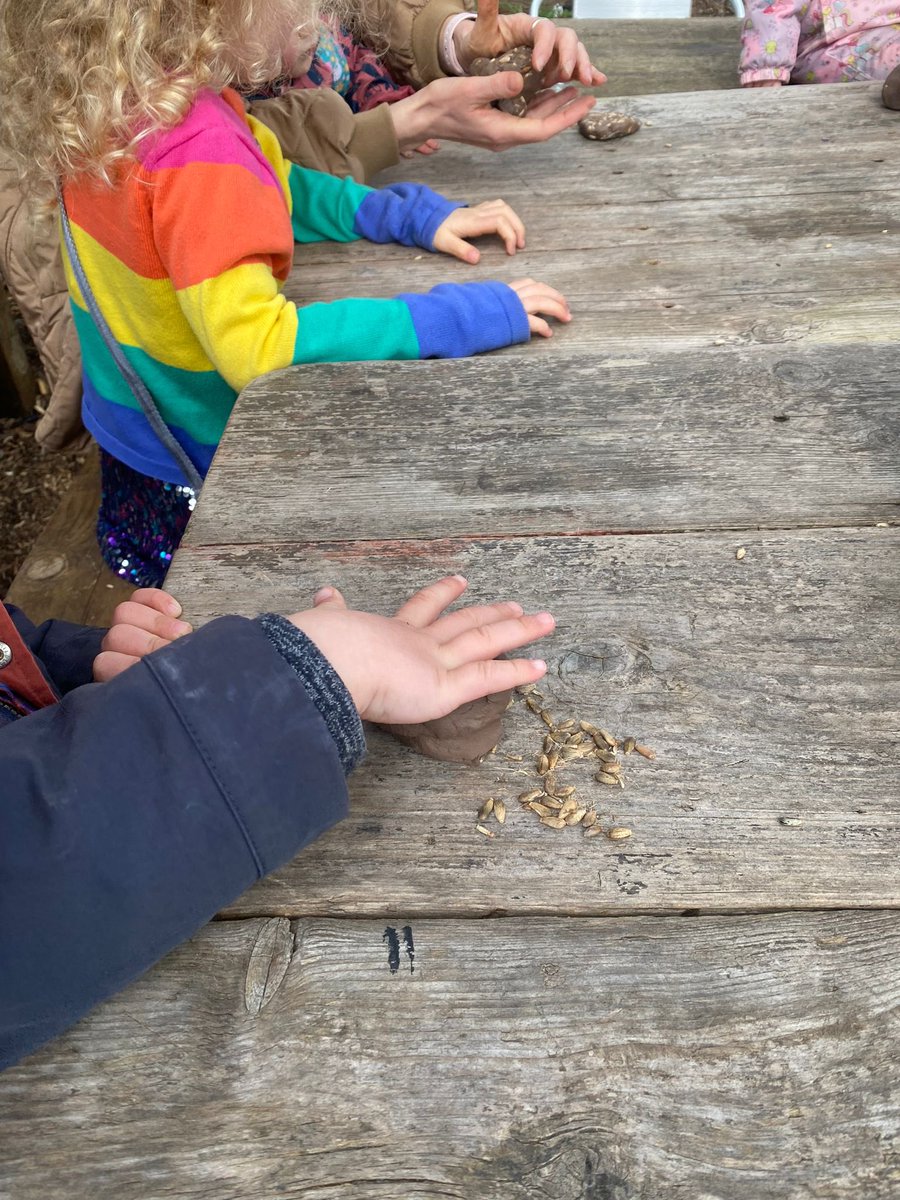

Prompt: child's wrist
[{"left": 439, "top": 13, "right": 477, "bottom": 76}]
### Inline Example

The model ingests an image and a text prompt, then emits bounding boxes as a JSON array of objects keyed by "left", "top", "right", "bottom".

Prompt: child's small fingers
[
  {"left": 438, "top": 230, "right": 480, "bottom": 264},
  {"left": 528, "top": 315, "right": 552, "bottom": 339},
  {"left": 110, "top": 600, "right": 192, "bottom": 640},
  {"left": 446, "top": 656, "right": 549, "bottom": 708},
  {"left": 430, "top": 600, "right": 524, "bottom": 644},
  {"left": 442, "top": 611, "right": 555, "bottom": 668},
  {"left": 129, "top": 587, "right": 183, "bottom": 618},
  {"left": 394, "top": 575, "right": 468, "bottom": 628},
  {"left": 92, "top": 650, "right": 140, "bottom": 683},
  {"left": 313, "top": 585, "right": 348, "bottom": 609},
  {"left": 101, "top": 624, "right": 177, "bottom": 661}
]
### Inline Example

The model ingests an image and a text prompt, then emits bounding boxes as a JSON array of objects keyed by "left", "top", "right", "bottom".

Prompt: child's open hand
[
  {"left": 433, "top": 199, "right": 525, "bottom": 264},
  {"left": 288, "top": 575, "right": 553, "bottom": 725},
  {"left": 509, "top": 277, "right": 571, "bottom": 338},
  {"left": 92, "top": 589, "right": 192, "bottom": 682}
]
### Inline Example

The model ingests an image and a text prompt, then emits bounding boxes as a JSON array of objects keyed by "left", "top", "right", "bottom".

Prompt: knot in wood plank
[{"left": 244, "top": 917, "right": 293, "bottom": 1015}]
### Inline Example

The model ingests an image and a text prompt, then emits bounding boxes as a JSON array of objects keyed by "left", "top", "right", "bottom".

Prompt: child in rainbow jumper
[
  {"left": 1, "top": 1, "right": 569, "bottom": 588},
  {"left": 740, "top": 0, "right": 900, "bottom": 86}
]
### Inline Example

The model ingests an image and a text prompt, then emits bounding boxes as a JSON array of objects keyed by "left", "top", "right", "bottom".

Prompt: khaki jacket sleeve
[
  {"left": 248, "top": 90, "right": 400, "bottom": 185},
  {"left": 0, "top": 153, "right": 87, "bottom": 452},
  {"left": 376, "top": 0, "right": 471, "bottom": 88}
]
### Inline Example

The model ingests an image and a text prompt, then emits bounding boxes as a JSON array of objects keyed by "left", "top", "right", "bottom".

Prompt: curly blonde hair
[{"left": 0, "top": 0, "right": 325, "bottom": 190}]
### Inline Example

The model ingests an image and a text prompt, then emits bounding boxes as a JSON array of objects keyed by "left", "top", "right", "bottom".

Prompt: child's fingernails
[
  {"left": 451, "top": 575, "right": 467, "bottom": 586},
  {"left": 314, "top": 586, "right": 335, "bottom": 604},
  {"left": 530, "top": 659, "right": 547, "bottom": 672},
  {"left": 165, "top": 598, "right": 182, "bottom": 617},
  {"left": 534, "top": 612, "right": 555, "bottom": 626},
  {"left": 174, "top": 620, "right": 193, "bottom": 637}
]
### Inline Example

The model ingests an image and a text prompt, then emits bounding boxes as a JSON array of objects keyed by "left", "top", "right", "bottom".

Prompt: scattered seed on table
[
  {"left": 623, "top": 738, "right": 636, "bottom": 756},
  {"left": 557, "top": 719, "right": 576, "bottom": 732},
  {"left": 580, "top": 721, "right": 598, "bottom": 734},
  {"left": 477, "top": 798, "right": 495, "bottom": 821},
  {"left": 594, "top": 748, "right": 618, "bottom": 764},
  {"left": 543, "top": 734, "right": 554, "bottom": 754},
  {"left": 596, "top": 771, "right": 620, "bottom": 786},
  {"left": 493, "top": 799, "right": 507, "bottom": 824},
  {"left": 607, "top": 827, "right": 632, "bottom": 841},
  {"left": 526, "top": 697, "right": 542, "bottom": 713},
  {"left": 736, "top": 547, "right": 747, "bottom": 561},
  {"left": 567, "top": 808, "right": 588, "bottom": 826},
  {"left": 600, "top": 761, "right": 622, "bottom": 777},
  {"left": 476, "top": 824, "right": 495, "bottom": 838},
  {"left": 595, "top": 729, "right": 618, "bottom": 749},
  {"left": 519, "top": 789, "right": 544, "bottom": 804},
  {"left": 529, "top": 801, "right": 556, "bottom": 817},
  {"left": 634, "top": 743, "right": 656, "bottom": 760},
  {"left": 540, "top": 710, "right": 555, "bottom": 727},
  {"left": 582, "top": 811, "right": 598, "bottom": 828},
  {"left": 540, "top": 816, "right": 567, "bottom": 830},
  {"left": 537, "top": 755, "right": 550, "bottom": 775},
  {"left": 584, "top": 826, "right": 605, "bottom": 839},
  {"left": 779, "top": 816, "right": 802, "bottom": 827},
  {"left": 559, "top": 798, "right": 578, "bottom": 818}
]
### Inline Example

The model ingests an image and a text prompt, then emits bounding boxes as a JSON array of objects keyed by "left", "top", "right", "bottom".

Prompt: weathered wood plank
[
  {"left": 564, "top": 17, "right": 742, "bottom": 97},
  {"left": 184, "top": 347, "right": 900, "bottom": 548},
  {"left": 286, "top": 85, "right": 900, "bottom": 351},
  {"left": 1, "top": 911, "right": 897, "bottom": 1199},
  {"left": 162, "top": 527, "right": 900, "bottom": 918},
  {"left": 5, "top": 447, "right": 133, "bottom": 625}
]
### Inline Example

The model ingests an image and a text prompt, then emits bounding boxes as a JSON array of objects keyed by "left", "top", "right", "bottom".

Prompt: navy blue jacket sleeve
[
  {"left": 6, "top": 604, "right": 105, "bottom": 694},
  {"left": 0, "top": 615, "right": 351, "bottom": 1070}
]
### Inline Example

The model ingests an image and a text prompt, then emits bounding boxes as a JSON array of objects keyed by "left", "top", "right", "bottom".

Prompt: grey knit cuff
[{"left": 256, "top": 614, "right": 366, "bottom": 776}]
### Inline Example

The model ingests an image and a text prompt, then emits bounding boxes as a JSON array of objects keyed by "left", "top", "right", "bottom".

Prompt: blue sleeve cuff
[
  {"left": 257, "top": 614, "right": 366, "bottom": 776},
  {"left": 353, "top": 182, "right": 462, "bottom": 249},
  {"left": 399, "top": 280, "right": 530, "bottom": 358}
]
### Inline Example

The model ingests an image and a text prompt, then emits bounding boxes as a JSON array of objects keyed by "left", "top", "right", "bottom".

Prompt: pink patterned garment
[{"left": 740, "top": 0, "right": 900, "bottom": 84}]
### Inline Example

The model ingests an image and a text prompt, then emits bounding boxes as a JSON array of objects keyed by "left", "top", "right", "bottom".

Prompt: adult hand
[
  {"left": 433, "top": 198, "right": 525, "bottom": 263},
  {"left": 92, "top": 589, "right": 192, "bottom": 682},
  {"left": 457, "top": 7, "right": 607, "bottom": 88},
  {"left": 288, "top": 575, "right": 553, "bottom": 724},
  {"left": 391, "top": 73, "right": 596, "bottom": 154}
]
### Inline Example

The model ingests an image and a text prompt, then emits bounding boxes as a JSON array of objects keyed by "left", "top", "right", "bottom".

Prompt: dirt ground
[{"left": 0, "top": 415, "right": 85, "bottom": 595}]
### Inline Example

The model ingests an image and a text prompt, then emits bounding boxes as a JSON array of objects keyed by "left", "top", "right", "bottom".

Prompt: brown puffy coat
[{"left": 0, "top": 0, "right": 466, "bottom": 451}]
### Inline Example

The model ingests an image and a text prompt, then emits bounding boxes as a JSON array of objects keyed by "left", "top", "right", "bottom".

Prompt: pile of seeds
[{"left": 475, "top": 684, "right": 655, "bottom": 842}]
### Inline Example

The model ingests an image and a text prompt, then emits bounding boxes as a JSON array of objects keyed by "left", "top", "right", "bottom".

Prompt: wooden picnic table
[{"left": 1, "top": 83, "right": 898, "bottom": 1199}]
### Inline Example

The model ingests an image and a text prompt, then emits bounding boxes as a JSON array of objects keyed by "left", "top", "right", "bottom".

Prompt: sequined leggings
[{"left": 97, "top": 450, "right": 196, "bottom": 588}]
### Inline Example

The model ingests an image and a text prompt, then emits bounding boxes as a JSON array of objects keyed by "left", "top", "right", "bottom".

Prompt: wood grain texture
[
  {"left": 284, "top": 85, "right": 900, "bottom": 353},
  {"left": 5, "top": 447, "right": 133, "bottom": 624},
  {"left": 564, "top": 17, "right": 742, "bottom": 97},
  {"left": 164, "top": 527, "right": 900, "bottom": 918},
  {"left": 184, "top": 345, "right": 900, "bottom": 548},
  {"left": 1, "top": 910, "right": 897, "bottom": 1200}
]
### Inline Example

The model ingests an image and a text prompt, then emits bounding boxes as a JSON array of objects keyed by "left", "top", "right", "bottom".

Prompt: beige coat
[{"left": 0, "top": 0, "right": 466, "bottom": 451}]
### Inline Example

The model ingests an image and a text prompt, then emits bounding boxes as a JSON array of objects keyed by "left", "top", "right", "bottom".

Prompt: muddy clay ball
[
  {"left": 469, "top": 46, "right": 545, "bottom": 117},
  {"left": 578, "top": 111, "right": 641, "bottom": 141}
]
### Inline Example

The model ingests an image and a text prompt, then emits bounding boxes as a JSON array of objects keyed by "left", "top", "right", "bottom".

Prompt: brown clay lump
[
  {"left": 469, "top": 46, "right": 546, "bottom": 118},
  {"left": 578, "top": 111, "right": 641, "bottom": 141}
]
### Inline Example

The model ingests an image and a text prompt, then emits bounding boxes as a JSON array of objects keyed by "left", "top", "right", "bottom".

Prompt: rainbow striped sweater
[{"left": 61, "top": 88, "right": 529, "bottom": 484}]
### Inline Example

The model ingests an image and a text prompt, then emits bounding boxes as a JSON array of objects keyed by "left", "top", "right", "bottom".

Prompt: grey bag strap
[{"left": 55, "top": 182, "right": 204, "bottom": 494}]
